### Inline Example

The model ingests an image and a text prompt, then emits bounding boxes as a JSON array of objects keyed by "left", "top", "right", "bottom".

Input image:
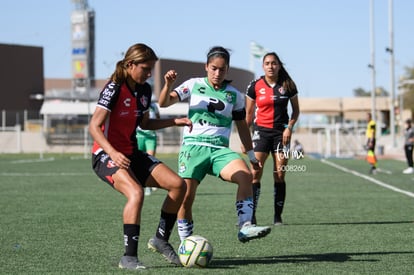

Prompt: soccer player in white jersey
[{"left": 156, "top": 46, "right": 271, "bottom": 244}]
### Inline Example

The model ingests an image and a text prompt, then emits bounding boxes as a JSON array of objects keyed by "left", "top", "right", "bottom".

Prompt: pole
[
  {"left": 388, "top": 0, "right": 396, "bottom": 147},
  {"left": 369, "top": 0, "right": 377, "bottom": 124}
]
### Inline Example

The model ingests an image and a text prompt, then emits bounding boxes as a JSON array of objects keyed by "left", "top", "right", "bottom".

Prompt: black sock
[
  {"left": 252, "top": 182, "right": 261, "bottom": 224},
  {"left": 155, "top": 211, "right": 177, "bottom": 241},
  {"left": 274, "top": 181, "right": 286, "bottom": 221},
  {"left": 123, "top": 224, "right": 140, "bottom": 257}
]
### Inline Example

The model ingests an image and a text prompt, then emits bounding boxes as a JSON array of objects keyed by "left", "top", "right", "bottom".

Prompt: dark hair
[
  {"left": 206, "top": 46, "right": 230, "bottom": 66},
  {"left": 263, "top": 52, "right": 297, "bottom": 92},
  {"left": 110, "top": 43, "right": 158, "bottom": 84}
]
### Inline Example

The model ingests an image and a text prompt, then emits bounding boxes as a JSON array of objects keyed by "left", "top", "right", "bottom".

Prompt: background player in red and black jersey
[
  {"left": 89, "top": 43, "right": 192, "bottom": 270},
  {"left": 245, "top": 52, "right": 300, "bottom": 225}
]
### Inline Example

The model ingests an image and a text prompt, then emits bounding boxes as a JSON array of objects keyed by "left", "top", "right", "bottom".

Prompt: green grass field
[{"left": 1, "top": 153, "right": 413, "bottom": 274}]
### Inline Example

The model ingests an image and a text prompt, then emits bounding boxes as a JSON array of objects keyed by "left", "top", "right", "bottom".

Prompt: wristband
[{"left": 247, "top": 150, "right": 258, "bottom": 163}]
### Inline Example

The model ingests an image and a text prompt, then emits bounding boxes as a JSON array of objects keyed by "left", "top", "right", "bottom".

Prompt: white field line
[
  {"left": 321, "top": 158, "right": 414, "bottom": 199},
  {"left": 0, "top": 172, "right": 91, "bottom": 176},
  {"left": 11, "top": 157, "right": 55, "bottom": 164}
]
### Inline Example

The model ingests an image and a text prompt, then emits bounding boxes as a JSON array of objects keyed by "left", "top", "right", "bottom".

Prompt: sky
[{"left": 1, "top": 0, "right": 413, "bottom": 98}]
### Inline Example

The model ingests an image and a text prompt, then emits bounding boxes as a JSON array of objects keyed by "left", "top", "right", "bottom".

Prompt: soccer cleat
[
  {"left": 118, "top": 255, "right": 146, "bottom": 270},
  {"left": 147, "top": 237, "right": 182, "bottom": 266},
  {"left": 238, "top": 224, "right": 271, "bottom": 243},
  {"left": 403, "top": 167, "right": 414, "bottom": 174}
]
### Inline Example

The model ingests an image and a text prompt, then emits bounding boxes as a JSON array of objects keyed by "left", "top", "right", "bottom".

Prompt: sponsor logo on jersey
[
  {"left": 101, "top": 84, "right": 117, "bottom": 103},
  {"left": 207, "top": 98, "right": 225, "bottom": 113},
  {"left": 259, "top": 88, "right": 266, "bottom": 95},
  {"left": 100, "top": 153, "right": 109, "bottom": 163},
  {"left": 124, "top": 98, "right": 131, "bottom": 107}
]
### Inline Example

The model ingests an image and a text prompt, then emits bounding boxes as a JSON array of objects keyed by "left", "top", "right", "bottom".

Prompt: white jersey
[{"left": 174, "top": 77, "right": 245, "bottom": 148}]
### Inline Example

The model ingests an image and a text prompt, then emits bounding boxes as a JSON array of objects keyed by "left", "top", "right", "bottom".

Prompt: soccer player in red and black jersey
[
  {"left": 89, "top": 43, "right": 192, "bottom": 270},
  {"left": 245, "top": 52, "right": 300, "bottom": 225}
]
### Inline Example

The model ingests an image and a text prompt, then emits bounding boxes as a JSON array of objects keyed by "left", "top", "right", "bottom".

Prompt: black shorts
[
  {"left": 92, "top": 150, "right": 162, "bottom": 187},
  {"left": 366, "top": 138, "right": 376, "bottom": 151},
  {"left": 252, "top": 127, "right": 285, "bottom": 153}
]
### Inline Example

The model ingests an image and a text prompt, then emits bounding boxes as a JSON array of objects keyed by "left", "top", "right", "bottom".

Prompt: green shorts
[
  {"left": 178, "top": 144, "right": 243, "bottom": 182},
  {"left": 137, "top": 134, "right": 157, "bottom": 152}
]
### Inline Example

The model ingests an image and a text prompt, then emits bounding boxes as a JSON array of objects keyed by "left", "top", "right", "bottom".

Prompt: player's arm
[
  {"left": 159, "top": 70, "right": 180, "bottom": 107},
  {"left": 283, "top": 95, "right": 300, "bottom": 146},
  {"left": 140, "top": 110, "right": 193, "bottom": 132},
  {"left": 235, "top": 118, "right": 261, "bottom": 169},
  {"left": 88, "top": 107, "right": 130, "bottom": 169},
  {"left": 287, "top": 95, "right": 300, "bottom": 130},
  {"left": 245, "top": 96, "right": 255, "bottom": 128}
]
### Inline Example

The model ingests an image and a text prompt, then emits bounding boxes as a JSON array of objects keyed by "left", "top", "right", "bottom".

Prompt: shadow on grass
[{"left": 210, "top": 251, "right": 414, "bottom": 268}]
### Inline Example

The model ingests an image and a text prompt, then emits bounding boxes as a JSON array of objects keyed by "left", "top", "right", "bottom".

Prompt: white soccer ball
[{"left": 178, "top": 235, "right": 213, "bottom": 268}]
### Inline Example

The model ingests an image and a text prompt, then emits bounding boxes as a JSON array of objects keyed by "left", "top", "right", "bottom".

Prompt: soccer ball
[{"left": 178, "top": 235, "right": 213, "bottom": 268}]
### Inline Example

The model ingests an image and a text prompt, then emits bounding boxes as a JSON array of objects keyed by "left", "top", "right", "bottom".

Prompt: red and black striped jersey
[
  {"left": 246, "top": 76, "right": 297, "bottom": 130},
  {"left": 92, "top": 81, "right": 152, "bottom": 156}
]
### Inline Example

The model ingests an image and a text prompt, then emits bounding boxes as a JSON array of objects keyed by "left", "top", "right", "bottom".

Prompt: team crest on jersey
[
  {"left": 107, "top": 160, "right": 116, "bottom": 168},
  {"left": 225, "top": 92, "right": 233, "bottom": 103},
  {"left": 140, "top": 95, "right": 149, "bottom": 108},
  {"left": 279, "top": 87, "right": 286, "bottom": 95}
]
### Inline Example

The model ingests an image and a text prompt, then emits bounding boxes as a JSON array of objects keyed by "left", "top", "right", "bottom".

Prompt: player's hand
[
  {"left": 250, "top": 159, "right": 262, "bottom": 170},
  {"left": 110, "top": 151, "right": 130, "bottom": 170},
  {"left": 175, "top": 117, "right": 193, "bottom": 132},
  {"left": 164, "top": 70, "right": 178, "bottom": 85},
  {"left": 282, "top": 128, "right": 291, "bottom": 146}
]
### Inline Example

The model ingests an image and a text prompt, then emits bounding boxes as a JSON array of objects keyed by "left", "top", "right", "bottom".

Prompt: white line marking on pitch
[
  {"left": 11, "top": 157, "right": 55, "bottom": 164},
  {"left": 321, "top": 158, "right": 414, "bottom": 199},
  {"left": 0, "top": 172, "right": 91, "bottom": 176}
]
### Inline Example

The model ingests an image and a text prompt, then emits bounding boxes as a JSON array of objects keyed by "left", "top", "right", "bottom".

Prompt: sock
[
  {"left": 155, "top": 210, "right": 177, "bottom": 241},
  {"left": 236, "top": 197, "right": 254, "bottom": 228},
  {"left": 177, "top": 219, "right": 194, "bottom": 241},
  {"left": 274, "top": 181, "right": 286, "bottom": 222},
  {"left": 252, "top": 183, "right": 261, "bottom": 224},
  {"left": 123, "top": 224, "right": 140, "bottom": 257}
]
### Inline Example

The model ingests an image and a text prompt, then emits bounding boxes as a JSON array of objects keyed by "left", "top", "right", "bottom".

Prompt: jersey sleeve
[
  {"left": 232, "top": 87, "right": 246, "bottom": 120},
  {"left": 245, "top": 79, "right": 257, "bottom": 100},
  {"left": 174, "top": 79, "right": 193, "bottom": 101},
  {"left": 289, "top": 87, "right": 298, "bottom": 99},
  {"left": 96, "top": 81, "right": 120, "bottom": 111}
]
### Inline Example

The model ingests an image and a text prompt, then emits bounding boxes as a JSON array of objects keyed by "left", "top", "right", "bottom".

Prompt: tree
[
  {"left": 353, "top": 87, "right": 370, "bottom": 97},
  {"left": 353, "top": 87, "right": 389, "bottom": 97}
]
